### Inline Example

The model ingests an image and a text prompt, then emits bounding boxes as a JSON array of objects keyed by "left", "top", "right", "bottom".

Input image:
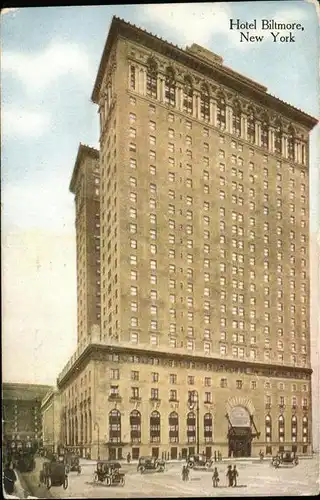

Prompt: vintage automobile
[
  {"left": 186, "top": 454, "right": 213, "bottom": 469},
  {"left": 271, "top": 450, "right": 299, "bottom": 468},
  {"left": 39, "top": 461, "right": 68, "bottom": 489},
  {"left": 137, "top": 456, "right": 165, "bottom": 474},
  {"left": 64, "top": 453, "right": 81, "bottom": 474},
  {"left": 93, "top": 461, "right": 125, "bottom": 486}
]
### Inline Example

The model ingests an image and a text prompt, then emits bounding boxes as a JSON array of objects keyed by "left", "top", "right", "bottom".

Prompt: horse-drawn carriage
[
  {"left": 137, "top": 456, "right": 165, "bottom": 474},
  {"left": 39, "top": 461, "right": 68, "bottom": 489},
  {"left": 94, "top": 460, "right": 125, "bottom": 486},
  {"left": 271, "top": 450, "right": 299, "bottom": 468}
]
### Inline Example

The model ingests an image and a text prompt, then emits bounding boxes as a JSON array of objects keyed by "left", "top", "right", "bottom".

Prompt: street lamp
[
  {"left": 188, "top": 390, "right": 200, "bottom": 455},
  {"left": 94, "top": 422, "right": 100, "bottom": 460}
]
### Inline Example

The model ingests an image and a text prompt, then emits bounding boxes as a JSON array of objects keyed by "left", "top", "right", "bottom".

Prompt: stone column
[
  {"left": 255, "top": 122, "right": 259, "bottom": 146},
  {"left": 226, "top": 105, "right": 232, "bottom": 134},
  {"left": 259, "top": 123, "right": 263, "bottom": 147},
  {"left": 209, "top": 99, "right": 214, "bottom": 126},
  {"left": 294, "top": 142, "right": 299, "bottom": 163},
  {"left": 197, "top": 93, "right": 201, "bottom": 119},
  {"left": 141, "top": 68, "right": 147, "bottom": 96},
  {"left": 242, "top": 115, "right": 247, "bottom": 141},
  {"left": 161, "top": 76, "right": 166, "bottom": 102},
  {"left": 268, "top": 129, "right": 273, "bottom": 153},
  {"left": 157, "top": 75, "right": 162, "bottom": 101},
  {"left": 179, "top": 86, "right": 184, "bottom": 111},
  {"left": 193, "top": 94, "right": 198, "bottom": 119},
  {"left": 212, "top": 100, "right": 217, "bottom": 127},
  {"left": 282, "top": 135, "right": 287, "bottom": 158},
  {"left": 128, "top": 63, "right": 131, "bottom": 91}
]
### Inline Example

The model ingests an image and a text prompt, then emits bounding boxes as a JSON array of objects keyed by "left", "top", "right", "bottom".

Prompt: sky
[{"left": 1, "top": 2, "right": 319, "bottom": 390}]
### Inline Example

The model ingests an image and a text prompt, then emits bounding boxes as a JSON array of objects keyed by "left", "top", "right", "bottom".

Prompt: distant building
[
  {"left": 3, "top": 382, "right": 53, "bottom": 446},
  {"left": 57, "top": 16, "right": 317, "bottom": 460},
  {"left": 41, "top": 388, "right": 62, "bottom": 454}
]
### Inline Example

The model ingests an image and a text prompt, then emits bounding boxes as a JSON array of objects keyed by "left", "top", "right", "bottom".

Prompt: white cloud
[
  {"left": 2, "top": 41, "right": 92, "bottom": 92},
  {"left": 1, "top": 8, "right": 19, "bottom": 16},
  {"left": 140, "top": 3, "right": 234, "bottom": 47},
  {"left": 2, "top": 107, "right": 51, "bottom": 139},
  {"left": 139, "top": 3, "right": 310, "bottom": 51}
]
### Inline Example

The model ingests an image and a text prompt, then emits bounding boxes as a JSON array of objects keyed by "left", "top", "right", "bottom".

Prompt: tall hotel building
[{"left": 57, "top": 17, "right": 317, "bottom": 461}]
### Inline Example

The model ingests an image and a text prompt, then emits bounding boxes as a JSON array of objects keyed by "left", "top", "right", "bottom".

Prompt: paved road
[{"left": 22, "top": 456, "right": 319, "bottom": 498}]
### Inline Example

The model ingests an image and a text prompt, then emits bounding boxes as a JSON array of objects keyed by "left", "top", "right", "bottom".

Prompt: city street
[{"left": 21, "top": 456, "right": 319, "bottom": 498}]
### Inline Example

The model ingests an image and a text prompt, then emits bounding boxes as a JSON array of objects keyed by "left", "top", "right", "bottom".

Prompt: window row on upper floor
[{"left": 128, "top": 61, "right": 307, "bottom": 165}]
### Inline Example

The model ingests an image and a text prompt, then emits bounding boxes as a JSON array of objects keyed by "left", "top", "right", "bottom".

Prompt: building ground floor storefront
[
  {"left": 57, "top": 345, "right": 313, "bottom": 462},
  {"left": 69, "top": 440, "right": 312, "bottom": 461}
]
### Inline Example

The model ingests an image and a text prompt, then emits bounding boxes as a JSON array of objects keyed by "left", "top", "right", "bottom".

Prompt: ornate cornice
[
  {"left": 91, "top": 16, "right": 317, "bottom": 131},
  {"left": 57, "top": 343, "right": 312, "bottom": 390}
]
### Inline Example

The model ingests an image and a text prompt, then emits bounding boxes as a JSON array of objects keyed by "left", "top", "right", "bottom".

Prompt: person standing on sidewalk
[
  {"left": 212, "top": 467, "right": 220, "bottom": 487},
  {"left": 232, "top": 465, "right": 239, "bottom": 487},
  {"left": 226, "top": 465, "right": 233, "bottom": 487},
  {"left": 3, "top": 461, "right": 17, "bottom": 496}
]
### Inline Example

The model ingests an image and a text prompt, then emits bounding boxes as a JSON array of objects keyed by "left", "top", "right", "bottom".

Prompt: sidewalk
[{"left": 79, "top": 454, "right": 315, "bottom": 467}]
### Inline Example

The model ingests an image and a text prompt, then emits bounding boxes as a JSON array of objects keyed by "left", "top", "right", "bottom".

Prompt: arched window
[
  {"left": 247, "top": 107, "right": 255, "bottom": 144},
  {"left": 109, "top": 409, "right": 121, "bottom": 443},
  {"left": 146, "top": 58, "right": 158, "bottom": 99},
  {"left": 275, "top": 120, "right": 282, "bottom": 154},
  {"left": 217, "top": 93, "right": 226, "bottom": 129},
  {"left": 302, "top": 416, "right": 308, "bottom": 444},
  {"left": 130, "top": 410, "right": 141, "bottom": 444},
  {"left": 288, "top": 125, "right": 295, "bottom": 161},
  {"left": 74, "top": 416, "right": 78, "bottom": 445},
  {"left": 68, "top": 419, "right": 72, "bottom": 446},
  {"left": 278, "top": 415, "right": 285, "bottom": 443},
  {"left": 150, "top": 410, "right": 160, "bottom": 443},
  {"left": 88, "top": 410, "right": 92, "bottom": 443},
  {"left": 165, "top": 67, "right": 176, "bottom": 107},
  {"left": 291, "top": 415, "right": 297, "bottom": 443},
  {"left": 84, "top": 413, "right": 88, "bottom": 443},
  {"left": 204, "top": 413, "right": 213, "bottom": 442},
  {"left": 183, "top": 76, "right": 193, "bottom": 114},
  {"left": 80, "top": 414, "right": 84, "bottom": 443},
  {"left": 261, "top": 115, "right": 269, "bottom": 149},
  {"left": 169, "top": 411, "right": 179, "bottom": 443},
  {"left": 130, "top": 65, "right": 136, "bottom": 91},
  {"left": 200, "top": 84, "right": 210, "bottom": 121},
  {"left": 187, "top": 411, "right": 196, "bottom": 443},
  {"left": 265, "top": 414, "right": 272, "bottom": 443},
  {"left": 232, "top": 101, "right": 241, "bottom": 137}
]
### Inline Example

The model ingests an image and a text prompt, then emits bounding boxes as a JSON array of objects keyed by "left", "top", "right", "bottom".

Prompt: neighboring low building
[
  {"left": 3, "top": 382, "right": 53, "bottom": 447},
  {"left": 41, "top": 388, "right": 62, "bottom": 454}
]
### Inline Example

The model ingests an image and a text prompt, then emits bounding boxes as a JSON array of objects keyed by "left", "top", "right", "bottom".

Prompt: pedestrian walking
[
  {"left": 185, "top": 465, "right": 190, "bottom": 481},
  {"left": 3, "top": 461, "right": 17, "bottom": 496},
  {"left": 226, "top": 465, "right": 233, "bottom": 487},
  {"left": 182, "top": 465, "right": 187, "bottom": 481},
  {"left": 232, "top": 465, "right": 239, "bottom": 487},
  {"left": 212, "top": 467, "right": 220, "bottom": 487},
  {"left": 259, "top": 450, "right": 264, "bottom": 462},
  {"left": 127, "top": 452, "right": 131, "bottom": 464},
  {"left": 214, "top": 450, "right": 217, "bottom": 462}
]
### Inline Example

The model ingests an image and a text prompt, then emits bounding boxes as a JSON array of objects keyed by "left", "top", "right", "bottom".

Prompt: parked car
[
  {"left": 271, "top": 450, "right": 299, "bottom": 468},
  {"left": 39, "top": 461, "right": 68, "bottom": 489},
  {"left": 94, "top": 461, "right": 125, "bottom": 486},
  {"left": 64, "top": 453, "right": 81, "bottom": 474},
  {"left": 187, "top": 454, "right": 213, "bottom": 469},
  {"left": 137, "top": 456, "right": 165, "bottom": 474}
]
